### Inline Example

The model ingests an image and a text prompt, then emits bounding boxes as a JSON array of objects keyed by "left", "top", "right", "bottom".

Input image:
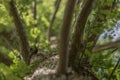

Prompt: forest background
[{"left": 0, "top": 0, "right": 120, "bottom": 80}]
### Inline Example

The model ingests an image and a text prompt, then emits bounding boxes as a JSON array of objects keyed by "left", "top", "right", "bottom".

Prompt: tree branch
[
  {"left": 87, "top": 0, "right": 117, "bottom": 52},
  {"left": 92, "top": 39, "right": 120, "bottom": 52}
]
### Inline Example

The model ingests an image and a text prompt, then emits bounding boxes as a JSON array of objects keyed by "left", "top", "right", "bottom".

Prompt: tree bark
[
  {"left": 68, "top": 0, "right": 96, "bottom": 70},
  {"left": 57, "top": 0, "right": 76, "bottom": 74},
  {"left": 47, "top": 0, "right": 61, "bottom": 41},
  {"left": 6, "top": 0, "right": 30, "bottom": 64}
]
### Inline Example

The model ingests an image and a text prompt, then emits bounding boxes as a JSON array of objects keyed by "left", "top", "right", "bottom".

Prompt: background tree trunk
[
  {"left": 32, "top": 0, "right": 37, "bottom": 20},
  {"left": 7, "top": 0, "right": 30, "bottom": 64},
  {"left": 47, "top": 0, "right": 61, "bottom": 41}
]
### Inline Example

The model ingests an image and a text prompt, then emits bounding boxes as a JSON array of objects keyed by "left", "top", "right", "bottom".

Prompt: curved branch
[{"left": 92, "top": 39, "right": 120, "bottom": 52}]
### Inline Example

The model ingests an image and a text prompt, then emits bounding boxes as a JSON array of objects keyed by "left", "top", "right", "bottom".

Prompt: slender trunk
[
  {"left": 32, "top": 0, "right": 37, "bottom": 20},
  {"left": 7, "top": 0, "right": 30, "bottom": 64},
  {"left": 47, "top": 0, "right": 61, "bottom": 41},
  {"left": 68, "top": 0, "right": 96, "bottom": 70},
  {"left": 57, "top": 0, "right": 76, "bottom": 74}
]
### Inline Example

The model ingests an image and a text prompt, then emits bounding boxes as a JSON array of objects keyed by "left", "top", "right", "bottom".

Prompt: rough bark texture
[
  {"left": 68, "top": 0, "right": 96, "bottom": 70},
  {"left": 57, "top": 0, "right": 76, "bottom": 74},
  {"left": 47, "top": 0, "right": 61, "bottom": 41},
  {"left": 8, "top": 0, "right": 30, "bottom": 64},
  {"left": 0, "top": 52, "right": 13, "bottom": 66}
]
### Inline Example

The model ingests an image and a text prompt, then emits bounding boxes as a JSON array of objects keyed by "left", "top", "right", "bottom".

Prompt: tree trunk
[
  {"left": 5, "top": 0, "right": 31, "bottom": 64},
  {"left": 57, "top": 0, "right": 76, "bottom": 74},
  {"left": 32, "top": 0, "right": 37, "bottom": 20},
  {"left": 68, "top": 0, "right": 96, "bottom": 71},
  {"left": 47, "top": 0, "right": 61, "bottom": 41}
]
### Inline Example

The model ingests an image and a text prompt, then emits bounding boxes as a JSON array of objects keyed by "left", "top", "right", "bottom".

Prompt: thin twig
[
  {"left": 111, "top": 48, "right": 118, "bottom": 53},
  {"left": 108, "top": 57, "right": 120, "bottom": 80}
]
